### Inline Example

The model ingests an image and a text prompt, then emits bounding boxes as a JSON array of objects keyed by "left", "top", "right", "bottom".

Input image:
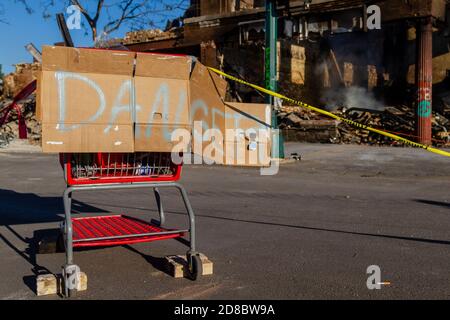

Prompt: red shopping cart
[{"left": 59, "top": 152, "right": 202, "bottom": 297}]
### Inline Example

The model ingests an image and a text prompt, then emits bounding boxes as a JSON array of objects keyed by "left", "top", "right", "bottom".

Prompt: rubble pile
[
  {"left": 0, "top": 62, "right": 41, "bottom": 148},
  {"left": 278, "top": 105, "right": 450, "bottom": 147},
  {"left": 2, "top": 63, "right": 40, "bottom": 99},
  {"left": 0, "top": 95, "right": 41, "bottom": 148},
  {"left": 123, "top": 28, "right": 182, "bottom": 45},
  {"left": 278, "top": 107, "right": 341, "bottom": 143}
]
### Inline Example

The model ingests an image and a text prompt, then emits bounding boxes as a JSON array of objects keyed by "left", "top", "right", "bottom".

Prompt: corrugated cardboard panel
[
  {"left": 41, "top": 71, "right": 133, "bottom": 125},
  {"left": 190, "top": 63, "right": 227, "bottom": 99},
  {"left": 134, "top": 123, "right": 191, "bottom": 152},
  {"left": 208, "top": 68, "right": 227, "bottom": 99},
  {"left": 223, "top": 102, "right": 272, "bottom": 167},
  {"left": 135, "top": 53, "right": 192, "bottom": 80},
  {"left": 42, "top": 46, "right": 135, "bottom": 75},
  {"left": 224, "top": 141, "right": 271, "bottom": 167},
  {"left": 224, "top": 102, "right": 271, "bottom": 141},
  {"left": 134, "top": 77, "right": 190, "bottom": 125},
  {"left": 189, "top": 63, "right": 227, "bottom": 158},
  {"left": 42, "top": 123, "right": 134, "bottom": 153}
]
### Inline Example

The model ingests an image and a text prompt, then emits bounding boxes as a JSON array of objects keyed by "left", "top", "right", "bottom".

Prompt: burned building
[{"left": 122, "top": 0, "right": 449, "bottom": 146}]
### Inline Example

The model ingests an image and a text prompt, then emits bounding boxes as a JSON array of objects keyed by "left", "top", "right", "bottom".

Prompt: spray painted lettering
[
  {"left": 55, "top": 72, "right": 269, "bottom": 145},
  {"left": 418, "top": 81, "right": 432, "bottom": 118}
]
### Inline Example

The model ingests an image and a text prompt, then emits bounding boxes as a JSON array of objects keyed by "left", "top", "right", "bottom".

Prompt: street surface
[{"left": 1, "top": 143, "right": 450, "bottom": 299}]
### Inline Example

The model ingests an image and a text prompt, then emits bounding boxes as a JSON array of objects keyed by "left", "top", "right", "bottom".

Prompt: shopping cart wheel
[{"left": 187, "top": 253, "right": 203, "bottom": 281}]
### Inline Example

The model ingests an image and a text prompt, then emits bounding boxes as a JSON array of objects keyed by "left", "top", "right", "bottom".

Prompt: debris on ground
[
  {"left": 2, "top": 63, "right": 40, "bottom": 99},
  {"left": 278, "top": 104, "right": 450, "bottom": 147},
  {"left": 0, "top": 95, "right": 41, "bottom": 148},
  {"left": 123, "top": 28, "right": 183, "bottom": 45},
  {"left": 1, "top": 61, "right": 41, "bottom": 148}
]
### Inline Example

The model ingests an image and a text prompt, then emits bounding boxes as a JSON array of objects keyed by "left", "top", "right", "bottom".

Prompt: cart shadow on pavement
[
  {"left": 0, "top": 188, "right": 108, "bottom": 295},
  {"left": 0, "top": 188, "right": 108, "bottom": 226},
  {"left": 162, "top": 208, "right": 450, "bottom": 247},
  {"left": 84, "top": 199, "right": 450, "bottom": 246},
  {"left": 0, "top": 226, "right": 54, "bottom": 295},
  {"left": 414, "top": 199, "right": 450, "bottom": 209},
  {"left": 123, "top": 245, "right": 171, "bottom": 275}
]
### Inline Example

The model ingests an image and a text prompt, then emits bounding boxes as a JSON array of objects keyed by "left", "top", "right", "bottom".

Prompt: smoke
[{"left": 322, "top": 86, "right": 385, "bottom": 111}]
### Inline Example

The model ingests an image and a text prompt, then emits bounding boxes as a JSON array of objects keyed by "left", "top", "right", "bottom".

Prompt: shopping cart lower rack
[{"left": 58, "top": 152, "right": 203, "bottom": 297}]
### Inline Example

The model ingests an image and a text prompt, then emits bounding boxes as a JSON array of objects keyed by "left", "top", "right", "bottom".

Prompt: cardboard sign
[
  {"left": 42, "top": 123, "right": 133, "bottom": 153},
  {"left": 189, "top": 62, "right": 226, "bottom": 162},
  {"left": 134, "top": 52, "right": 191, "bottom": 152},
  {"left": 40, "top": 46, "right": 135, "bottom": 152},
  {"left": 39, "top": 46, "right": 272, "bottom": 165},
  {"left": 42, "top": 46, "right": 135, "bottom": 75},
  {"left": 135, "top": 52, "right": 192, "bottom": 80},
  {"left": 224, "top": 103, "right": 272, "bottom": 166}
]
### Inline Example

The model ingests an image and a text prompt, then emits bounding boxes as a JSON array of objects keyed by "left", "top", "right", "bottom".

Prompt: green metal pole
[{"left": 265, "top": 0, "right": 285, "bottom": 159}]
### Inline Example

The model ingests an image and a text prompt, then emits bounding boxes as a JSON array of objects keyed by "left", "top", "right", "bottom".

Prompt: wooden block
[
  {"left": 75, "top": 272, "right": 88, "bottom": 292},
  {"left": 36, "top": 272, "right": 87, "bottom": 296},
  {"left": 165, "top": 254, "right": 213, "bottom": 278},
  {"left": 36, "top": 274, "right": 58, "bottom": 296}
]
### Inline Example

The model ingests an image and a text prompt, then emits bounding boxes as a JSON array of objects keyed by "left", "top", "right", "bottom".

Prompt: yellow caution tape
[{"left": 207, "top": 67, "right": 450, "bottom": 158}]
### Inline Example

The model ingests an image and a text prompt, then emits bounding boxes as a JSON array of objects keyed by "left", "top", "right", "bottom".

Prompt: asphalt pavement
[{"left": 1, "top": 143, "right": 450, "bottom": 299}]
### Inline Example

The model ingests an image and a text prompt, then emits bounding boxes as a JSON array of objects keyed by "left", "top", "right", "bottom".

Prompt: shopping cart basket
[{"left": 58, "top": 152, "right": 203, "bottom": 297}]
